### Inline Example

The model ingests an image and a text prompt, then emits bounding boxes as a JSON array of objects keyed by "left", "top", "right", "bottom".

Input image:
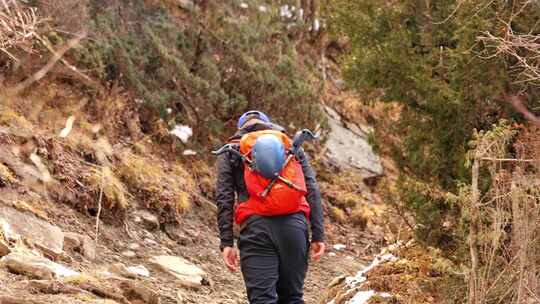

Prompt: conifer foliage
[{"left": 328, "top": 0, "right": 540, "bottom": 245}]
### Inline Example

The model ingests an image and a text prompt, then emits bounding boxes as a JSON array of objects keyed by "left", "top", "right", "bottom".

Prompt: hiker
[{"left": 215, "top": 110, "right": 326, "bottom": 304}]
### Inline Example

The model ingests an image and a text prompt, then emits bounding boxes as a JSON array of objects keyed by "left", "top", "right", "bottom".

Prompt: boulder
[
  {"left": 149, "top": 255, "right": 206, "bottom": 289},
  {"left": 133, "top": 210, "right": 160, "bottom": 230},
  {"left": 63, "top": 232, "right": 82, "bottom": 250},
  {"left": 0, "top": 206, "right": 64, "bottom": 256},
  {"left": 2, "top": 253, "right": 79, "bottom": 279},
  {"left": 323, "top": 106, "right": 384, "bottom": 180}
]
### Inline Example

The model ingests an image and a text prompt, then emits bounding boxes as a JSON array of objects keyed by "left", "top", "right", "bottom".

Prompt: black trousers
[{"left": 238, "top": 213, "right": 309, "bottom": 304}]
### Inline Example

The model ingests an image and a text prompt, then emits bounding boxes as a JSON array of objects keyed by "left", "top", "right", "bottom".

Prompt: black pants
[{"left": 238, "top": 213, "right": 309, "bottom": 304}]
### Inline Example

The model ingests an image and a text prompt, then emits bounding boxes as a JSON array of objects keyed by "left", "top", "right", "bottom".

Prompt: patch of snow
[
  {"left": 326, "top": 243, "right": 403, "bottom": 304},
  {"left": 280, "top": 5, "right": 293, "bottom": 18},
  {"left": 348, "top": 290, "right": 375, "bottom": 304},
  {"left": 239, "top": 2, "right": 248, "bottom": 9},
  {"left": 313, "top": 18, "right": 320, "bottom": 32},
  {"left": 345, "top": 253, "right": 397, "bottom": 285},
  {"left": 333, "top": 244, "right": 346, "bottom": 251},
  {"left": 170, "top": 125, "right": 193, "bottom": 143},
  {"left": 183, "top": 149, "right": 197, "bottom": 156},
  {"left": 258, "top": 5, "right": 268, "bottom": 13},
  {"left": 49, "top": 262, "right": 80, "bottom": 278},
  {"left": 59, "top": 116, "right": 75, "bottom": 138},
  {"left": 127, "top": 265, "right": 150, "bottom": 277},
  {"left": 298, "top": 8, "right": 304, "bottom": 19},
  {"left": 166, "top": 108, "right": 173, "bottom": 114}
]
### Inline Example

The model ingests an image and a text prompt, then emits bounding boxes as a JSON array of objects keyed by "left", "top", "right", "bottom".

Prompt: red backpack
[{"left": 233, "top": 130, "right": 310, "bottom": 225}]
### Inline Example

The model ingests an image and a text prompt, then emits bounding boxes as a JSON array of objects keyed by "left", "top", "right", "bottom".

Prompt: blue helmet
[
  {"left": 252, "top": 134, "right": 286, "bottom": 179},
  {"left": 237, "top": 111, "right": 270, "bottom": 129}
]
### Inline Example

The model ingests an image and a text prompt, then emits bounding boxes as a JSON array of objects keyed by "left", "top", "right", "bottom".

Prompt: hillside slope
[{"left": 0, "top": 1, "right": 396, "bottom": 304}]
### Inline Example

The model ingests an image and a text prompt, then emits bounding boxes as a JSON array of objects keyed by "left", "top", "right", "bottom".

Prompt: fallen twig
[{"left": 95, "top": 166, "right": 105, "bottom": 259}]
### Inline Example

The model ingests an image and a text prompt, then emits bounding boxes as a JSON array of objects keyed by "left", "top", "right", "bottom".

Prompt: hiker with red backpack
[{"left": 214, "top": 111, "right": 325, "bottom": 304}]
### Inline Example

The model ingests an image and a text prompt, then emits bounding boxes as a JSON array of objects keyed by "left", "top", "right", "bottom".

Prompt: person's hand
[
  {"left": 222, "top": 246, "right": 239, "bottom": 272},
  {"left": 310, "top": 242, "right": 326, "bottom": 262}
]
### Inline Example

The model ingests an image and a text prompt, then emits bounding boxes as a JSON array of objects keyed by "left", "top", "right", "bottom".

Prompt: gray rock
[
  {"left": 144, "top": 238, "right": 158, "bottom": 245},
  {"left": 323, "top": 106, "right": 384, "bottom": 179},
  {"left": 134, "top": 210, "right": 160, "bottom": 230},
  {"left": 63, "top": 232, "right": 82, "bottom": 251},
  {"left": 110, "top": 263, "right": 150, "bottom": 279},
  {"left": 127, "top": 243, "right": 141, "bottom": 251},
  {"left": 0, "top": 206, "right": 64, "bottom": 257},
  {"left": 177, "top": 0, "right": 194, "bottom": 10},
  {"left": 121, "top": 250, "right": 137, "bottom": 258},
  {"left": 2, "top": 252, "right": 79, "bottom": 279},
  {"left": 149, "top": 255, "right": 206, "bottom": 289}
]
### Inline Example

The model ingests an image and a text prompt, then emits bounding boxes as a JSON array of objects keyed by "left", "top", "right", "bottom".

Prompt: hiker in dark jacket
[{"left": 215, "top": 111, "right": 325, "bottom": 304}]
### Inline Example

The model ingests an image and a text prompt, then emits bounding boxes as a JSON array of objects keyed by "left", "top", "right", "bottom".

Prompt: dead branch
[
  {"left": 502, "top": 93, "right": 540, "bottom": 128},
  {"left": 479, "top": 26, "right": 540, "bottom": 86},
  {"left": 36, "top": 35, "right": 102, "bottom": 93},
  {"left": 0, "top": 0, "right": 40, "bottom": 60},
  {"left": 10, "top": 30, "right": 87, "bottom": 95}
]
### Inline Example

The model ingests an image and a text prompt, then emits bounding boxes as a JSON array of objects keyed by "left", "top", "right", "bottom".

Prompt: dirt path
[
  {"left": 173, "top": 211, "right": 376, "bottom": 304},
  {"left": 0, "top": 203, "right": 379, "bottom": 304}
]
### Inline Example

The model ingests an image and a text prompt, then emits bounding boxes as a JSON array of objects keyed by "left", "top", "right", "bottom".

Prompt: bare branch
[
  {"left": 0, "top": 0, "right": 41, "bottom": 60},
  {"left": 503, "top": 93, "right": 540, "bottom": 128},
  {"left": 479, "top": 26, "right": 540, "bottom": 86},
  {"left": 10, "top": 30, "right": 87, "bottom": 94}
]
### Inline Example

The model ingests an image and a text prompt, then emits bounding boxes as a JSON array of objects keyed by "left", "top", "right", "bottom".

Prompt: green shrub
[{"left": 68, "top": 0, "right": 323, "bottom": 145}]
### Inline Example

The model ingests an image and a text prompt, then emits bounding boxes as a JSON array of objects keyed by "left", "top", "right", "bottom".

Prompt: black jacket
[{"left": 215, "top": 122, "right": 325, "bottom": 250}]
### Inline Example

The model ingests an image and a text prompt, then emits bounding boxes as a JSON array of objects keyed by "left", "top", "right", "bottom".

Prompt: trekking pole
[{"left": 212, "top": 144, "right": 253, "bottom": 165}]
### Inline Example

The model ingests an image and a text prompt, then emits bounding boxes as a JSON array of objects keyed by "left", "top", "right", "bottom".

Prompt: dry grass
[
  {"left": 0, "top": 105, "right": 34, "bottom": 138},
  {"left": 325, "top": 242, "right": 451, "bottom": 304},
  {"left": 85, "top": 166, "right": 129, "bottom": 210},
  {"left": 350, "top": 204, "right": 371, "bottom": 229},
  {"left": 188, "top": 160, "right": 216, "bottom": 198},
  {"left": 0, "top": 0, "right": 41, "bottom": 61},
  {"left": 333, "top": 192, "right": 362, "bottom": 208},
  {"left": 117, "top": 151, "right": 194, "bottom": 223},
  {"left": 329, "top": 206, "right": 348, "bottom": 224},
  {"left": 0, "top": 162, "right": 15, "bottom": 185}
]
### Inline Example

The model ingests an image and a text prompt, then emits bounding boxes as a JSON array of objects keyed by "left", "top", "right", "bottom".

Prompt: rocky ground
[{"left": 0, "top": 184, "right": 387, "bottom": 304}]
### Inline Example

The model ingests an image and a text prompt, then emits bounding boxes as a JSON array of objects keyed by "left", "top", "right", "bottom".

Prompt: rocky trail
[
  {"left": 0, "top": 77, "right": 392, "bottom": 304},
  {"left": 0, "top": 94, "right": 391, "bottom": 304},
  {"left": 0, "top": 184, "right": 381, "bottom": 304}
]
